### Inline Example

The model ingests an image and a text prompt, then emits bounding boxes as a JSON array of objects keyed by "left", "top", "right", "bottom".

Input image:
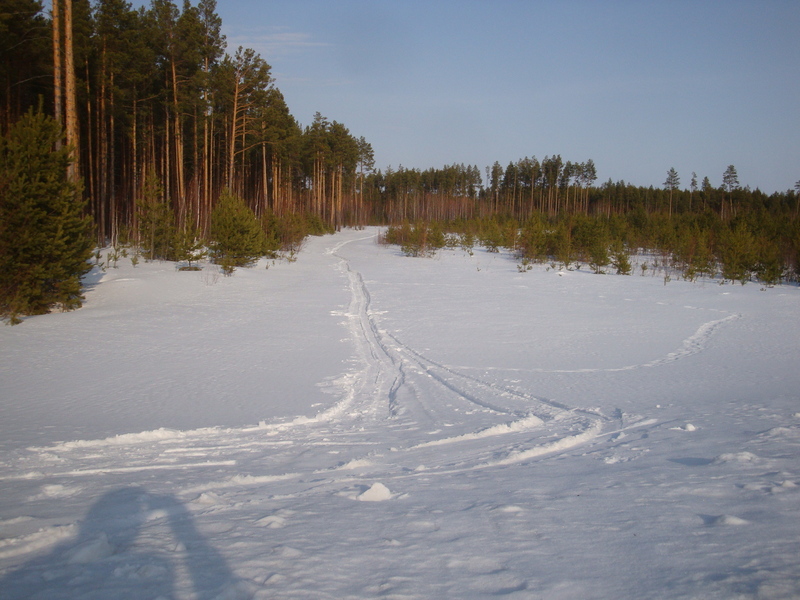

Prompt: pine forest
[{"left": 2, "top": 0, "right": 800, "bottom": 322}]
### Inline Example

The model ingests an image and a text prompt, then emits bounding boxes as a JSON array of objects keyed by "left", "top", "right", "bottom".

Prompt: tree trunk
[
  {"left": 52, "top": 0, "right": 62, "bottom": 146},
  {"left": 85, "top": 63, "right": 95, "bottom": 211},
  {"left": 109, "top": 70, "right": 116, "bottom": 244},
  {"left": 98, "top": 41, "right": 107, "bottom": 242},
  {"left": 64, "top": 0, "right": 79, "bottom": 183},
  {"left": 228, "top": 79, "right": 239, "bottom": 187},
  {"left": 170, "top": 59, "right": 185, "bottom": 225}
]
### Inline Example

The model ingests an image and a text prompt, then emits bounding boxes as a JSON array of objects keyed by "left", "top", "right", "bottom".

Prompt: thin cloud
[
  {"left": 225, "top": 27, "right": 332, "bottom": 58},
  {"left": 273, "top": 74, "right": 353, "bottom": 88}
]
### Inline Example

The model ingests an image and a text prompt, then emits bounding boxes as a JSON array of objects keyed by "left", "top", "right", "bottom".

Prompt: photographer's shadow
[{"left": 1, "top": 486, "right": 247, "bottom": 600}]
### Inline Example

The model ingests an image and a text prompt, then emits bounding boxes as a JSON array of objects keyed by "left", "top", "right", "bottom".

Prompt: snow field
[{"left": 1, "top": 227, "right": 799, "bottom": 599}]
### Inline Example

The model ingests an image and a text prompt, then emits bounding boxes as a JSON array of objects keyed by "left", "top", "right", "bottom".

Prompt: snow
[
  {"left": 357, "top": 483, "right": 393, "bottom": 502},
  {"left": 1, "top": 227, "right": 800, "bottom": 599}
]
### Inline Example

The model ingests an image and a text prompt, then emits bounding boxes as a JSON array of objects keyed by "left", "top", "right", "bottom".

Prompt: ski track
[
  {"left": 0, "top": 231, "right": 749, "bottom": 594},
  {"left": 454, "top": 311, "right": 741, "bottom": 375},
  {"left": 1, "top": 232, "right": 735, "bottom": 489}
]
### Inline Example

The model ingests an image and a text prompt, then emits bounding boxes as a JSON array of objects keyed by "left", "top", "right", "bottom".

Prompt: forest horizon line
[{"left": 3, "top": 0, "right": 798, "bottom": 240}]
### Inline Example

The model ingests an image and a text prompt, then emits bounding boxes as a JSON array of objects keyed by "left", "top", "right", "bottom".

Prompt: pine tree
[
  {"left": 0, "top": 0, "right": 50, "bottom": 129},
  {"left": 664, "top": 167, "right": 680, "bottom": 217},
  {"left": 172, "top": 224, "right": 206, "bottom": 269},
  {"left": 208, "top": 188, "right": 266, "bottom": 273},
  {"left": 0, "top": 108, "right": 93, "bottom": 323},
  {"left": 722, "top": 165, "right": 740, "bottom": 219},
  {"left": 136, "top": 173, "right": 176, "bottom": 261}
]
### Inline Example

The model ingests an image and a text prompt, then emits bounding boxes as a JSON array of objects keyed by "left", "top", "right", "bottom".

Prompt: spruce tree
[{"left": 0, "top": 109, "right": 93, "bottom": 324}]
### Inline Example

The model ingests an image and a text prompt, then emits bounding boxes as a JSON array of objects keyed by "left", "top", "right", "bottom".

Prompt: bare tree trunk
[
  {"left": 98, "top": 42, "right": 108, "bottom": 243},
  {"left": 109, "top": 71, "right": 116, "bottom": 244},
  {"left": 227, "top": 80, "right": 239, "bottom": 187},
  {"left": 52, "top": 0, "right": 62, "bottom": 146},
  {"left": 164, "top": 103, "right": 170, "bottom": 203},
  {"left": 202, "top": 113, "right": 209, "bottom": 229},
  {"left": 85, "top": 64, "right": 95, "bottom": 212},
  {"left": 192, "top": 109, "right": 200, "bottom": 229},
  {"left": 261, "top": 140, "right": 268, "bottom": 216},
  {"left": 131, "top": 96, "right": 141, "bottom": 244},
  {"left": 171, "top": 60, "right": 185, "bottom": 225},
  {"left": 64, "top": 0, "right": 79, "bottom": 183}
]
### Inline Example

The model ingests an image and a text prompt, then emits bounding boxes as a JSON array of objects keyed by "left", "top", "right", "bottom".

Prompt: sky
[{"left": 149, "top": 1, "right": 799, "bottom": 192}]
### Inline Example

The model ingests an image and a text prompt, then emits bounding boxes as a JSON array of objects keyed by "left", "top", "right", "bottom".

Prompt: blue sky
[{"left": 180, "top": 1, "right": 800, "bottom": 192}]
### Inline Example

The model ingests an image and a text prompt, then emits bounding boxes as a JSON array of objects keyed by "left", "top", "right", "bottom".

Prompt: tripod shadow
[{"left": 1, "top": 486, "right": 248, "bottom": 600}]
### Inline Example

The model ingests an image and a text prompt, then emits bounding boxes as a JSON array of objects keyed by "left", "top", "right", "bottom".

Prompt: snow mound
[
  {"left": 335, "top": 458, "right": 374, "bottom": 470},
  {"left": 38, "top": 427, "right": 189, "bottom": 451},
  {"left": 256, "top": 515, "right": 287, "bottom": 529},
  {"left": 760, "top": 426, "right": 800, "bottom": 439},
  {"left": 358, "top": 482, "right": 392, "bottom": 502},
  {"left": 713, "top": 451, "right": 760, "bottom": 464},
  {"left": 32, "top": 484, "right": 81, "bottom": 499},
  {"left": 193, "top": 491, "right": 225, "bottom": 506},
  {"left": 0, "top": 524, "right": 75, "bottom": 560},
  {"left": 703, "top": 514, "right": 750, "bottom": 526},
  {"left": 65, "top": 533, "right": 114, "bottom": 563},
  {"left": 670, "top": 423, "right": 697, "bottom": 432},
  {"left": 415, "top": 412, "right": 544, "bottom": 448}
]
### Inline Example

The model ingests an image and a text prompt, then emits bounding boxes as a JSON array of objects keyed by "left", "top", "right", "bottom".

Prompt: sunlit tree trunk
[{"left": 63, "top": 0, "right": 79, "bottom": 183}]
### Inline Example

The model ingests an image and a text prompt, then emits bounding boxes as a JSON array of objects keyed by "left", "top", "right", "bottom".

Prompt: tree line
[
  {"left": 367, "top": 160, "right": 798, "bottom": 224},
  {"left": 382, "top": 206, "right": 800, "bottom": 287},
  {"left": 2, "top": 0, "right": 375, "bottom": 246},
  {"left": 365, "top": 157, "right": 599, "bottom": 222},
  {"left": 8, "top": 0, "right": 796, "bottom": 239},
  {"left": 2, "top": 0, "right": 800, "bottom": 323}
]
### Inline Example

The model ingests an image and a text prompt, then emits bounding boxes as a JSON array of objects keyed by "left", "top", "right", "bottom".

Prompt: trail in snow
[
  {"left": 0, "top": 232, "right": 661, "bottom": 494},
  {"left": 454, "top": 311, "right": 741, "bottom": 374},
  {"left": 3, "top": 229, "right": 794, "bottom": 600},
  {"left": 2, "top": 232, "right": 736, "bottom": 487}
]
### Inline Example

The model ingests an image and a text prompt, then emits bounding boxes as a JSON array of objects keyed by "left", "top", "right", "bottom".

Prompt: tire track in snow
[
  {"left": 328, "top": 235, "right": 439, "bottom": 429},
  {"left": 325, "top": 234, "right": 611, "bottom": 472},
  {"left": 3, "top": 231, "right": 637, "bottom": 506},
  {"left": 383, "top": 329, "right": 582, "bottom": 418}
]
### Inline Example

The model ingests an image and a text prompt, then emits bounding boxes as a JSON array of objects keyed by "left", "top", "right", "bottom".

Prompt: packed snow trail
[
  {"left": 2, "top": 228, "right": 799, "bottom": 599},
  {"left": 0, "top": 228, "right": 722, "bottom": 486},
  {"left": 319, "top": 231, "right": 617, "bottom": 475}
]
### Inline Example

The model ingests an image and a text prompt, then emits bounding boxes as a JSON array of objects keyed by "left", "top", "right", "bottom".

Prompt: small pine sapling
[
  {"left": 108, "top": 246, "right": 121, "bottom": 268},
  {"left": 610, "top": 241, "right": 632, "bottom": 275},
  {"left": 517, "top": 258, "right": 533, "bottom": 272},
  {"left": 173, "top": 226, "right": 206, "bottom": 271},
  {"left": 460, "top": 231, "right": 476, "bottom": 256},
  {"left": 588, "top": 243, "right": 610, "bottom": 274}
]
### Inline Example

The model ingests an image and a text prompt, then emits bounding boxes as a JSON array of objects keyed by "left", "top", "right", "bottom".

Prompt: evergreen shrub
[
  {"left": 209, "top": 189, "right": 267, "bottom": 273},
  {"left": 0, "top": 109, "right": 93, "bottom": 324}
]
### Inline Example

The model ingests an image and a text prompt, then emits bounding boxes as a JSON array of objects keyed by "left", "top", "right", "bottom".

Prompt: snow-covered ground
[{"left": 1, "top": 227, "right": 799, "bottom": 599}]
